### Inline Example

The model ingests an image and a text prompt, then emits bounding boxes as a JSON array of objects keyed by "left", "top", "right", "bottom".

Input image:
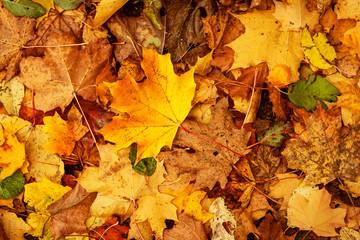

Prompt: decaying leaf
[
  {"left": 287, "top": 188, "right": 347, "bottom": 237},
  {"left": 209, "top": 197, "right": 236, "bottom": 240},
  {"left": 283, "top": 107, "right": 360, "bottom": 185},
  {"left": 0, "top": 209, "right": 31, "bottom": 240},
  {"left": 0, "top": 1, "right": 35, "bottom": 81},
  {"left": 0, "top": 76, "right": 24, "bottom": 116},
  {"left": 99, "top": 48, "right": 196, "bottom": 162},
  {"left": 47, "top": 184, "right": 97, "bottom": 240},
  {"left": 158, "top": 98, "right": 251, "bottom": 191},
  {"left": 163, "top": 213, "right": 208, "bottom": 240}
]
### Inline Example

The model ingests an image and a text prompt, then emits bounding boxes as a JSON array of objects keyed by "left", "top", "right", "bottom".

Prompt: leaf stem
[{"left": 273, "top": 85, "right": 288, "bottom": 95}]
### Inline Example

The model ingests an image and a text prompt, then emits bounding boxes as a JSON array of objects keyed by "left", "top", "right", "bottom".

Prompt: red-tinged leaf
[{"left": 90, "top": 217, "right": 129, "bottom": 240}]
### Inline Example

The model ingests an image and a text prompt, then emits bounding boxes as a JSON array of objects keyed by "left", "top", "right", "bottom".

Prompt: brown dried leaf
[
  {"left": 0, "top": 2, "right": 35, "bottom": 81},
  {"left": 47, "top": 184, "right": 97, "bottom": 240},
  {"left": 283, "top": 107, "right": 360, "bottom": 186},
  {"left": 164, "top": 0, "right": 216, "bottom": 62},
  {"left": 158, "top": 98, "right": 251, "bottom": 191},
  {"left": 202, "top": 8, "right": 244, "bottom": 49},
  {"left": 258, "top": 213, "right": 295, "bottom": 240},
  {"left": 163, "top": 213, "right": 207, "bottom": 240},
  {"left": 20, "top": 35, "right": 112, "bottom": 112}
]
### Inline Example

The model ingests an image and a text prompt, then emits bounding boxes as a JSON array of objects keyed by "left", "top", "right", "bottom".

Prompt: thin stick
[
  {"left": 22, "top": 42, "right": 89, "bottom": 48},
  {"left": 241, "top": 68, "right": 258, "bottom": 129}
]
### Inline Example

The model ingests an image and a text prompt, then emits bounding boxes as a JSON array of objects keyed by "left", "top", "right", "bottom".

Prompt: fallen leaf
[
  {"left": 301, "top": 28, "right": 336, "bottom": 69},
  {"left": 341, "top": 22, "right": 360, "bottom": 57},
  {"left": 247, "top": 191, "right": 274, "bottom": 221},
  {"left": 134, "top": 193, "right": 178, "bottom": 237},
  {"left": 272, "top": 0, "right": 319, "bottom": 31},
  {"left": 164, "top": 0, "right": 216, "bottom": 62},
  {"left": 47, "top": 184, "right": 97, "bottom": 240},
  {"left": 0, "top": 170, "right": 25, "bottom": 199},
  {"left": 202, "top": 7, "right": 244, "bottom": 49},
  {"left": 283, "top": 107, "right": 360, "bottom": 185},
  {"left": 24, "top": 177, "right": 71, "bottom": 237},
  {"left": 17, "top": 125, "right": 65, "bottom": 183},
  {"left": 257, "top": 213, "right": 295, "bottom": 240},
  {"left": 42, "top": 105, "right": 88, "bottom": 156},
  {"left": 32, "top": 0, "right": 54, "bottom": 26},
  {"left": 0, "top": 115, "right": 30, "bottom": 180},
  {"left": 288, "top": 74, "right": 341, "bottom": 111},
  {"left": 0, "top": 76, "right": 24, "bottom": 116},
  {"left": 227, "top": 10, "right": 303, "bottom": 82},
  {"left": 2, "top": 0, "right": 45, "bottom": 18},
  {"left": 99, "top": 48, "right": 196, "bottom": 162},
  {"left": 163, "top": 213, "right": 208, "bottom": 240},
  {"left": 20, "top": 34, "right": 112, "bottom": 111},
  {"left": 158, "top": 98, "right": 251, "bottom": 191},
  {"left": 93, "top": 0, "right": 129, "bottom": 28},
  {"left": 165, "top": 184, "right": 215, "bottom": 223},
  {"left": 0, "top": 209, "right": 31, "bottom": 240},
  {"left": 90, "top": 217, "right": 129, "bottom": 240},
  {"left": 209, "top": 197, "right": 236, "bottom": 240},
  {"left": 249, "top": 146, "right": 280, "bottom": 181},
  {"left": 287, "top": 188, "right": 347, "bottom": 237},
  {"left": 334, "top": 0, "right": 360, "bottom": 20},
  {"left": 0, "top": 1, "right": 35, "bottom": 81},
  {"left": 233, "top": 209, "right": 260, "bottom": 240},
  {"left": 268, "top": 173, "right": 304, "bottom": 210}
]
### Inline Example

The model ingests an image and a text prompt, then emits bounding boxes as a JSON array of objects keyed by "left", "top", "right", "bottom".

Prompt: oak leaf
[
  {"left": 227, "top": 10, "right": 303, "bottom": 82},
  {"left": 283, "top": 107, "right": 360, "bottom": 186},
  {"left": 134, "top": 193, "right": 178, "bottom": 237},
  {"left": 287, "top": 188, "right": 346, "bottom": 237},
  {"left": 158, "top": 98, "right": 251, "bottom": 191},
  {"left": 42, "top": 105, "right": 88, "bottom": 156},
  {"left": 47, "top": 184, "right": 97, "bottom": 240},
  {"left": 99, "top": 48, "right": 196, "bottom": 162}
]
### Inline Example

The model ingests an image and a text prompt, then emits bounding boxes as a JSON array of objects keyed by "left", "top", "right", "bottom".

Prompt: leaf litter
[{"left": 0, "top": 0, "right": 360, "bottom": 239}]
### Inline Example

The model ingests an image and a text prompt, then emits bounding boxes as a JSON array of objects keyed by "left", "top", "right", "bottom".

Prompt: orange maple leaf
[
  {"left": 287, "top": 188, "right": 346, "bottom": 237},
  {"left": 99, "top": 48, "right": 196, "bottom": 162},
  {"left": 43, "top": 105, "right": 88, "bottom": 156}
]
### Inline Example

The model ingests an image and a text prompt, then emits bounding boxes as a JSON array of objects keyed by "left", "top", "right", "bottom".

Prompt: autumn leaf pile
[{"left": 1, "top": 0, "right": 360, "bottom": 239}]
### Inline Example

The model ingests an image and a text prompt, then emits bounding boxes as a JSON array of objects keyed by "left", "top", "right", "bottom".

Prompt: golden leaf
[
  {"left": 43, "top": 105, "right": 88, "bottom": 156},
  {"left": 99, "top": 48, "right": 196, "bottom": 162}
]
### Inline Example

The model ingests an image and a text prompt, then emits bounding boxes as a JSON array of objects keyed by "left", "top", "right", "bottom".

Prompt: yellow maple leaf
[
  {"left": 341, "top": 22, "right": 360, "bottom": 56},
  {"left": 43, "top": 105, "right": 88, "bottom": 156},
  {"left": 99, "top": 48, "right": 196, "bottom": 162},
  {"left": 227, "top": 10, "right": 303, "bottom": 82},
  {"left": 287, "top": 188, "right": 347, "bottom": 237},
  {"left": 0, "top": 115, "right": 30, "bottom": 180},
  {"left": 134, "top": 193, "right": 178, "bottom": 237},
  {"left": 164, "top": 184, "right": 215, "bottom": 224}
]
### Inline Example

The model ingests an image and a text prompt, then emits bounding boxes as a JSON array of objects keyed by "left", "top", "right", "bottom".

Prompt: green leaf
[
  {"left": 258, "top": 121, "right": 289, "bottom": 147},
  {"left": 129, "top": 144, "right": 157, "bottom": 176},
  {"left": 288, "top": 74, "right": 341, "bottom": 112},
  {"left": 53, "top": 0, "right": 82, "bottom": 10},
  {"left": 0, "top": 170, "right": 25, "bottom": 199},
  {"left": 2, "top": 0, "right": 45, "bottom": 18}
]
